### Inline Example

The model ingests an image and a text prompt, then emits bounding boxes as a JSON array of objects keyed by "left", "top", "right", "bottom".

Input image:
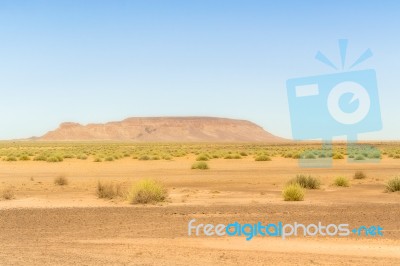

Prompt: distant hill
[{"left": 39, "top": 117, "right": 285, "bottom": 142}]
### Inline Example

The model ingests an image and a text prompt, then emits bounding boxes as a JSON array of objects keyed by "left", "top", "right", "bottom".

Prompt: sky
[{"left": 0, "top": 0, "right": 399, "bottom": 140}]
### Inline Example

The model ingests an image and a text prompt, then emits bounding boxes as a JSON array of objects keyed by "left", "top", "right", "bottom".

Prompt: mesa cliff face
[{"left": 39, "top": 117, "right": 284, "bottom": 142}]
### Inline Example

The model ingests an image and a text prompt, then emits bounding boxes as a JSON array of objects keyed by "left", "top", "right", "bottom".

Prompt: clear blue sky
[{"left": 0, "top": 0, "right": 399, "bottom": 140}]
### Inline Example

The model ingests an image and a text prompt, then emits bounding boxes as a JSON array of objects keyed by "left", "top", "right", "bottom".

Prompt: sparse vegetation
[
  {"left": 288, "top": 174, "right": 321, "bottom": 189},
  {"left": 5, "top": 156, "right": 17, "bottom": 161},
  {"left": 1, "top": 187, "right": 15, "bottom": 200},
  {"left": 282, "top": 183, "right": 304, "bottom": 201},
  {"left": 46, "top": 156, "right": 63, "bottom": 162},
  {"left": 96, "top": 181, "right": 123, "bottom": 199},
  {"left": 196, "top": 154, "right": 209, "bottom": 161},
  {"left": 224, "top": 154, "right": 241, "bottom": 159},
  {"left": 138, "top": 155, "right": 151, "bottom": 161},
  {"left": 127, "top": 179, "right": 167, "bottom": 204},
  {"left": 354, "top": 155, "right": 365, "bottom": 161},
  {"left": 19, "top": 155, "right": 30, "bottom": 161},
  {"left": 354, "top": 171, "right": 367, "bottom": 180},
  {"left": 105, "top": 156, "right": 114, "bottom": 162},
  {"left": 0, "top": 142, "right": 392, "bottom": 165},
  {"left": 54, "top": 175, "right": 69, "bottom": 186},
  {"left": 333, "top": 154, "right": 344, "bottom": 159},
  {"left": 385, "top": 177, "right": 400, "bottom": 192},
  {"left": 191, "top": 161, "right": 209, "bottom": 170},
  {"left": 333, "top": 176, "right": 350, "bottom": 187},
  {"left": 255, "top": 155, "right": 271, "bottom": 161}
]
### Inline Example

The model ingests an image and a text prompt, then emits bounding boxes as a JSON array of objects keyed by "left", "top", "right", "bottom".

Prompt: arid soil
[{"left": 0, "top": 156, "right": 399, "bottom": 265}]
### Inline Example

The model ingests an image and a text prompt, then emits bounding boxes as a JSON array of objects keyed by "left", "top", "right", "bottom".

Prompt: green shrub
[
  {"left": 354, "top": 155, "right": 365, "bottom": 160},
  {"left": 127, "top": 179, "right": 167, "bottom": 204},
  {"left": 96, "top": 181, "right": 123, "bottom": 199},
  {"left": 292, "top": 153, "right": 301, "bottom": 159},
  {"left": 191, "top": 161, "right": 209, "bottom": 170},
  {"left": 196, "top": 154, "right": 209, "bottom": 161},
  {"left": 305, "top": 153, "right": 316, "bottom": 159},
  {"left": 162, "top": 155, "right": 172, "bottom": 160},
  {"left": 105, "top": 156, "right": 114, "bottom": 162},
  {"left": 334, "top": 176, "right": 350, "bottom": 187},
  {"left": 333, "top": 154, "right": 344, "bottom": 159},
  {"left": 385, "top": 177, "right": 400, "bottom": 192},
  {"left": 138, "top": 155, "right": 151, "bottom": 161},
  {"left": 282, "top": 183, "right": 305, "bottom": 201},
  {"left": 19, "top": 155, "right": 30, "bottom": 161},
  {"left": 94, "top": 158, "right": 102, "bottom": 162},
  {"left": 6, "top": 156, "right": 17, "bottom": 161},
  {"left": 77, "top": 154, "right": 88, "bottom": 160},
  {"left": 354, "top": 171, "right": 367, "bottom": 179},
  {"left": 46, "top": 156, "right": 63, "bottom": 162},
  {"left": 224, "top": 154, "right": 242, "bottom": 159},
  {"left": 284, "top": 152, "right": 293, "bottom": 158},
  {"left": 255, "top": 155, "right": 271, "bottom": 161},
  {"left": 54, "top": 175, "right": 68, "bottom": 186},
  {"left": 288, "top": 174, "right": 321, "bottom": 189},
  {"left": 34, "top": 155, "right": 47, "bottom": 161}
]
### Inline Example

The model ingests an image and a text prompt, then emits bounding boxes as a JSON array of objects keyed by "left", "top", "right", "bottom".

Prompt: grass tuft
[
  {"left": 333, "top": 154, "right": 344, "bottom": 159},
  {"left": 282, "top": 183, "right": 304, "bottom": 201},
  {"left": 1, "top": 187, "right": 15, "bottom": 200},
  {"left": 54, "top": 175, "right": 69, "bottom": 186},
  {"left": 288, "top": 174, "right": 321, "bottom": 189},
  {"left": 196, "top": 154, "right": 209, "bottom": 161},
  {"left": 96, "top": 181, "right": 123, "bottom": 199},
  {"left": 46, "top": 156, "right": 63, "bottom": 162},
  {"left": 127, "top": 179, "right": 167, "bottom": 204},
  {"left": 191, "top": 161, "right": 209, "bottom": 170},
  {"left": 255, "top": 155, "right": 271, "bottom": 161},
  {"left": 385, "top": 177, "right": 400, "bottom": 192},
  {"left": 354, "top": 171, "right": 367, "bottom": 179},
  {"left": 333, "top": 176, "right": 350, "bottom": 187},
  {"left": 138, "top": 155, "right": 151, "bottom": 161}
]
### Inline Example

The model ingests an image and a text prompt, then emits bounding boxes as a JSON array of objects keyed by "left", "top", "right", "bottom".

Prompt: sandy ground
[{"left": 0, "top": 156, "right": 399, "bottom": 265}]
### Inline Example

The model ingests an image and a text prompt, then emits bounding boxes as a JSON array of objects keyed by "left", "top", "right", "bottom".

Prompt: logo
[
  {"left": 188, "top": 219, "right": 384, "bottom": 241},
  {"left": 286, "top": 39, "right": 382, "bottom": 167}
]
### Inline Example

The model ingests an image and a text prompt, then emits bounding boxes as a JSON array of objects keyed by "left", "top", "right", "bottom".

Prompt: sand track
[{"left": 0, "top": 204, "right": 399, "bottom": 265}]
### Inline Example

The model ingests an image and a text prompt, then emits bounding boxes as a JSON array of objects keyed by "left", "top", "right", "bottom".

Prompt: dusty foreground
[
  {"left": 0, "top": 156, "right": 399, "bottom": 265},
  {"left": 0, "top": 205, "right": 399, "bottom": 265}
]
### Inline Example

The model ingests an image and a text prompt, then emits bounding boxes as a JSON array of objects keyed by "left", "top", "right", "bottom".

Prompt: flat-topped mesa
[
  {"left": 40, "top": 117, "right": 285, "bottom": 142},
  {"left": 59, "top": 122, "right": 82, "bottom": 128}
]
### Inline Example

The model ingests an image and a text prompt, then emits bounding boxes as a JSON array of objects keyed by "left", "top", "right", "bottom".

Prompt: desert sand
[{"left": 0, "top": 152, "right": 399, "bottom": 265}]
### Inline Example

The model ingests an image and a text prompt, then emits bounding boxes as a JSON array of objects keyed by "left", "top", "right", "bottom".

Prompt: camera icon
[
  {"left": 287, "top": 69, "right": 382, "bottom": 140},
  {"left": 286, "top": 40, "right": 382, "bottom": 168}
]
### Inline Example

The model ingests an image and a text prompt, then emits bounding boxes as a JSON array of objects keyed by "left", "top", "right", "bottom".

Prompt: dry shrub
[
  {"left": 54, "top": 175, "right": 69, "bottom": 186},
  {"left": 96, "top": 181, "right": 123, "bottom": 199},
  {"left": 282, "top": 183, "right": 304, "bottom": 201},
  {"left": 386, "top": 177, "right": 400, "bottom": 192},
  {"left": 127, "top": 179, "right": 167, "bottom": 204},
  {"left": 354, "top": 171, "right": 367, "bottom": 179},
  {"left": 1, "top": 187, "right": 15, "bottom": 200}
]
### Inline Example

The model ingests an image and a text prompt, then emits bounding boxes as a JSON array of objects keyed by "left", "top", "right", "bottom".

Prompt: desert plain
[{"left": 0, "top": 142, "right": 399, "bottom": 265}]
